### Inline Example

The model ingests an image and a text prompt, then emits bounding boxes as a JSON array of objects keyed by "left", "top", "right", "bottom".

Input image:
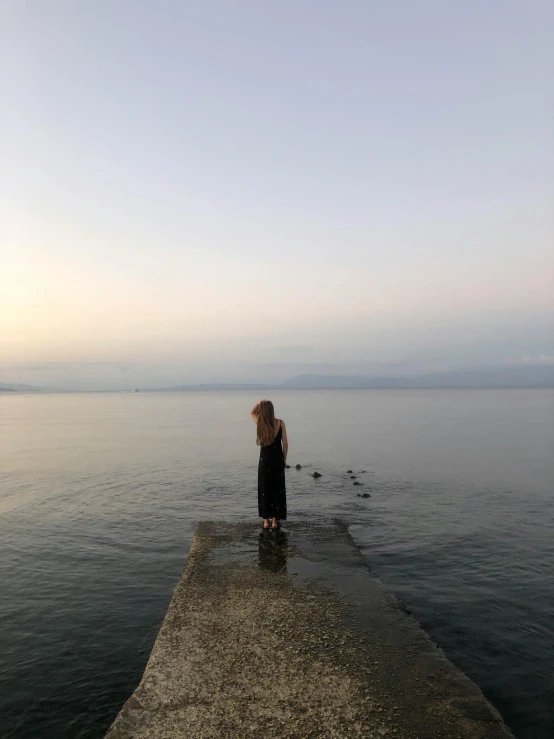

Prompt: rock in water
[
  {"left": 312, "top": 471, "right": 322, "bottom": 478},
  {"left": 295, "top": 464, "right": 302, "bottom": 470},
  {"left": 285, "top": 464, "right": 290, "bottom": 469},
  {"left": 361, "top": 493, "right": 371, "bottom": 498},
  {"left": 353, "top": 481, "right": 361, "bottom": 486},
  {"left": 347, "top": 469, "right": 353, "bottom": 473},
  {"left": 350, "top": 475, "right": 356, "bottom": 479}
]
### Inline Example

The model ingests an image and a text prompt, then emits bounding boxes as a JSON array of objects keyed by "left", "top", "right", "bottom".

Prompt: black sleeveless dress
[{"left": 258, "top": 422, "right": 287, "bottom": 520}]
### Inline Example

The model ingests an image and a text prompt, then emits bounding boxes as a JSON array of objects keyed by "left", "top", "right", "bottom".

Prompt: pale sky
[{"left": 1, "top": 1, "right": 553, "bottom": 389}]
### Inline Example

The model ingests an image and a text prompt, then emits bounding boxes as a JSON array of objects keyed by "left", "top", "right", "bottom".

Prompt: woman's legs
[
  {"left": 271, "top": 517, "right": 278, "bottom": 529},
  {"left": 263, "top": 518, "right": 270, "bottom": 529}
]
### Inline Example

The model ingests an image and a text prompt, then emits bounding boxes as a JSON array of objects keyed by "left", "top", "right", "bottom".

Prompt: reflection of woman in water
[
  {"left": 258, "top": 528, "right": 288, "bottom": 573},
  {"left": 250, "top": 400, "right": 288, "bottom": 530}
]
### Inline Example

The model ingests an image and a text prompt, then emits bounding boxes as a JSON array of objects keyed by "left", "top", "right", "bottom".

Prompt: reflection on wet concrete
[{"left": 258, "top": 529, "right": 288, "bottom": 573}]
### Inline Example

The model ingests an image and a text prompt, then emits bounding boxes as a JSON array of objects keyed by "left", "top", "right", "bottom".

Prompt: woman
[{"left": 250, "top": 399, "right": 288, "bottom": 530}]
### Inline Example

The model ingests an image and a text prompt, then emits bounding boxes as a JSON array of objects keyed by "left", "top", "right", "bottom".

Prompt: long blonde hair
[{"left": 256, "top": 400, "right": 277, "bottom": 446}]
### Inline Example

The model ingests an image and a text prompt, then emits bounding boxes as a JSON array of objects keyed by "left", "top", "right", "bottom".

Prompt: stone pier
[{"left": 105, "top": 520, "right": 514, "bottom": 738}]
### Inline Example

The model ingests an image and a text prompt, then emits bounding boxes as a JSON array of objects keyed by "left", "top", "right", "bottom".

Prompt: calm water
[{"left": 1, "top": 389, "right": 553, "bottom": 738}]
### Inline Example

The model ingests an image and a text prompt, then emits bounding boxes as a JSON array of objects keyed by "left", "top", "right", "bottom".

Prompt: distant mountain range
[
  {"left": 2, "top": 365, "right": 553, "bottom": 392},
  {"left": 156, "top": 383, "right": 270, "bottom": 391},
  {"left": 0, "top": 382, "right": 47, "bottom": 392},
  {"left": 158, "top": 365, "right": 554, "bottom": 390},
  {"left": 280, "top": 365, "right": 554, "bottom": 389}
]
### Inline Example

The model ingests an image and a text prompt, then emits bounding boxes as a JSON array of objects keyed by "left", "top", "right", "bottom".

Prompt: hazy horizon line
[{"left": 2, "top": 363, "right": 553, "bottom": 393}]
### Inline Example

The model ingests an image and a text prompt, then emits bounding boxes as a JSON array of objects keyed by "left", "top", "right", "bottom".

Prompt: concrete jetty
[{"left": 105, "top": 521, "right": 514, "bottom": 738}]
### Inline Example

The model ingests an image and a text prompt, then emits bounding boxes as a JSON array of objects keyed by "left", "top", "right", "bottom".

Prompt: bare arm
[
  {"left": 281, "top": 420, "right": 289, "bottom": 464},
  {"left": 250, "top": 400, "right": 262, "bottom": 424}
]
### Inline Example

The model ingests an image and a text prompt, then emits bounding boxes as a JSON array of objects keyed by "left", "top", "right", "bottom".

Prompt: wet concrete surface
[{"left": 105, "top": 520, "right": 515, "bottom": 738}]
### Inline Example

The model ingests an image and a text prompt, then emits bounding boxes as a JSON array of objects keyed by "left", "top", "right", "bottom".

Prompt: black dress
[{"left": 258, "top": 422, "right": 287, "bottom": 520}]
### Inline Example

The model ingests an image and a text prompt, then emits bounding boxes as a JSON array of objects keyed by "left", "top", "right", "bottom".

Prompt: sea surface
[{"left": 0, "top": 389, "right": 553, "bottom": 739}]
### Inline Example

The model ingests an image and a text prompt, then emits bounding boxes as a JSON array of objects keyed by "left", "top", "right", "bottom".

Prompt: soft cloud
[
  {"left": 521, "top": 355, "right": 554, "bottom": 365},
  {"left": 502, "top": 355, "right": 554, "bottom": 366}
]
